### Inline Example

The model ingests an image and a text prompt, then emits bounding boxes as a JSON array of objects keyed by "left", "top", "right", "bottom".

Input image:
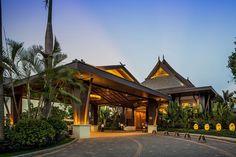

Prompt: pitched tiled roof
[{"left": 143, "top": 58, "right": 194, "bottom": 89}]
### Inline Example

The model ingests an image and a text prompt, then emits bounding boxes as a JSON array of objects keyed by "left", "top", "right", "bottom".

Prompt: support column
[
  {"left": 90, "top": 104, "right": 98, "bottom": 132},
  {"left": 131, "top": 107, "right": 134, "bottom": 126},
  {"left": 124, "top": 107, "right": 136, "bottom": 131},
  {"left": 147, "top": 99, "right": 157, "bottom": 133},
  {"left": 72, "top": 79, "right": 92, "bottom": 139},
  {"left": 121, "top": 106, "right": 125, "bottom": 125}
]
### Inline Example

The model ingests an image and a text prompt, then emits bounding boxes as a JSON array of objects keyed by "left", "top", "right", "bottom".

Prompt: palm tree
[
  {"left": 3, "top": 39, "right": 24, "bottom": 120},
  {"left": 42, "top": 0, "right": 54, "bottom": 118},
  {"left": 222, "top": 90, "right": 235, "bottom": 109},
  {"left": 24, "top": 40, "right": 83, "bottom": 119},
  {"left": 19, "top": 46, "right": 44, "bottom": 117},
  {"left": 0, "top": 0, "right": 4, "bottom": 141}
]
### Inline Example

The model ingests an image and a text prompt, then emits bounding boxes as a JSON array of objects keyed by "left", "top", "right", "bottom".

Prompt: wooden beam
[{"left": 84, "top": 78, "right": 93, "bottom": 124}]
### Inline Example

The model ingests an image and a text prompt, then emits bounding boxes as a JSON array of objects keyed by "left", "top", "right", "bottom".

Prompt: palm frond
[
  {"left": 44, "top": 0, "right": 49, "bottom": 8},
  {"left": 53, "top": 53, "right": 67, "bottom": 67},
  {"left": 52, "top": 37, "right": 61, "bottom": 54},
  {"left": 6, "top": 39, "right": 24, "bottom": 62},
  {"left": 58, "top": 89, "right": 82, "bottom": 105}
]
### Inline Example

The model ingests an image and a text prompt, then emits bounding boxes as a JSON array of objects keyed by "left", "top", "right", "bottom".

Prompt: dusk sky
[{"left": 3, "top": 0, "right": 236, "bottom": 94}]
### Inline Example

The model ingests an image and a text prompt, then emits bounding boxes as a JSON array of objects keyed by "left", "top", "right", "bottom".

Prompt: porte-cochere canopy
[{"left": 6, "top": 59, "right": 170, "bottom": 138}]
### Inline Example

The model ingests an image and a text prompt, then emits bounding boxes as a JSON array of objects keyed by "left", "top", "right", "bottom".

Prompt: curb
[
  {"left": 14, "top": 138, "right": 78, "bottom": 157},
  {"left": 189, "top": 133, "right": 236, "bottom": 143},
  {"left": 162, "top": 131, "right": 236, "bottom": 143}
]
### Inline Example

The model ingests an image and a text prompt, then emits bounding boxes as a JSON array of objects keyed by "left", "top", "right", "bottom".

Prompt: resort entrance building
[
  {"left": 5, "top": 57, "right": 217, "bottom": 139},
  {"left": 7, "top": 59, "right": 170, "bottom": 138}
]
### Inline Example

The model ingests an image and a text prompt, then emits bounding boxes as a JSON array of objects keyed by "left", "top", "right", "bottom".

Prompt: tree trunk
[
  {"left": 43, "top": 0, "right": 53, "bottom": 118},
  {"left": 26, "top": 81, "right": 32, "bottom": 117},
  {"left": 0, "top": 0, "right": 4, "bottom": 141},
  {"left": 10, "top": 78, "right": 19, "bottom": 119}
]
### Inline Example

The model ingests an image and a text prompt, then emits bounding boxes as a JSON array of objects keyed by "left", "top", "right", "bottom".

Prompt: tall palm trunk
[
  {"left": 0, "top": 0, "right": 4, "bottom": 141},
  {"left": 43, "top": 0, "right": 53, "bottom": 118},
  {"left": 26, "top": 80, "right": 32, "bottom": 117}
]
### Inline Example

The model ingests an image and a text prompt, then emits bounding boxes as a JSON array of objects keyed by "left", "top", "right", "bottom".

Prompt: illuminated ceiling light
[{"left": 90, "top": 94, "right": 101, "bottom": 100}]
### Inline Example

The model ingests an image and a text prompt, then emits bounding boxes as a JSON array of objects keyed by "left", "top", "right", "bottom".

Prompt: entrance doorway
[{"left": 135, "top": 106, "right": 146, "bottom": 130}]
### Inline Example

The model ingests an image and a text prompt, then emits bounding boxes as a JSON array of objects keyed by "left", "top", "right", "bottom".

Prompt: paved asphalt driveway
[{"left": 36, "top": 132, "right": 236, "bottom": 157}]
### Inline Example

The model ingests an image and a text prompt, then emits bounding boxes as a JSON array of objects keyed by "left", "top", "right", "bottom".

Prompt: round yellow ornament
[
  {"left": 204, "top": 123, "right": 210, "bottom": 131},
  {"left": 216, "top": 123, "right": 222, "bottom": 132},
  {"left": 229, "top": 123, "right": 235, "bottom": 132},
  {"left": 193, "top": 124, "right": 198, "bottom": 130}
]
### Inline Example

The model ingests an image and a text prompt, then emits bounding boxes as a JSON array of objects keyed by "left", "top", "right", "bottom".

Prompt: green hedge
[{"left": 6, "top": 119, "right": 55, "bottom": 148}]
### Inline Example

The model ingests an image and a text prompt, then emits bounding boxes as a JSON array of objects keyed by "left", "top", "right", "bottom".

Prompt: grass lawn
[
  {"left": 0, "top": 138, "right": 74, "bottom": 157},
  {"left": 158, "top": 128, "right": 236, "bottom": 138}
]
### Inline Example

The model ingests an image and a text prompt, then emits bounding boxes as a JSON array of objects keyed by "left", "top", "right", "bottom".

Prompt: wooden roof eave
[
  {"left": 160, "top": 86, "right": 218, "bottom": 97},
  {"left": 74, "top": 60, "right": 171, "bottom": 100}
]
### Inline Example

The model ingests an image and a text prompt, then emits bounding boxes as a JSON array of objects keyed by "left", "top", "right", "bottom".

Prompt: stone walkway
[{"left": 35, "top": 132, "right": 236, "bottom": 157}]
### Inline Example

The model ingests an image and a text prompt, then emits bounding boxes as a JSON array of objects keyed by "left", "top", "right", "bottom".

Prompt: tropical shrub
[
  {"left": 47, "top": 117, "right": 68, "bottom": 142},
  {"left": 6, "top": 119, "right": 55, "bottom": 148},
  {"left": 163, "top": 101, "right": 181, "bottom": 128},
  {"left": 180, "top": 106, "right": 193, "bottom": 128}
]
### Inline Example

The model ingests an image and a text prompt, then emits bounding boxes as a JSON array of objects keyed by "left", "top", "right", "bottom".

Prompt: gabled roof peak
[
  {"left": 157, "top": 55, "right": 165, "bottom": 62},
  {"left": 145, "top": 57, "right": 195, "bottom": 87}
]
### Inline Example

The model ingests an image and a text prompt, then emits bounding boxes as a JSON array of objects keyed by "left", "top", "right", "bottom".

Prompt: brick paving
[{"left": 36, "top": 132, "right": 236, "bottom": 157}]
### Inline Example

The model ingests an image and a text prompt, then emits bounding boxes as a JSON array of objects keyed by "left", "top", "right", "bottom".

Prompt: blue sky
[{"left": 3, "top": 0, "right": 236, "bottom": 94}]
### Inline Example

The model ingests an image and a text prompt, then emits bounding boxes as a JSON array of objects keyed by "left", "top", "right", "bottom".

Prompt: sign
[
  {"left": 204, "top": 123, "right": 210, "bottom": 131},
  {"left": 216, "top": 123, "right": 222, "bottom": 132},
  {"left": 229, "top": 123, "right": 235, "bottom": 132},
  {"left": 193, "top": 124, "right": 198, "bottom": 130}
]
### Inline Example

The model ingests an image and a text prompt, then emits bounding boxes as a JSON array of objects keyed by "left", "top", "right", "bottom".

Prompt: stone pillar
[
  {"left": 72, "top": 80, "right": 92, "bottom": 138},
  {"left": 147, "top": 99, "right": 157, "bottom": 133}
]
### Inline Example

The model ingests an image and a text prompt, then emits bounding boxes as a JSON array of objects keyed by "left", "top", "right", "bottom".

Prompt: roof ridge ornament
[
  {"left": 162, "top": 55, "right": 165, "bottom": 61},
  {"left": 72, "top": 59, "right": 79, "bottom": 63},
  {"left": 158, "top": 56, "right": 160, "bottom": 61},
  {"left": 119, "top": 62, "right": 126, "bottom": 66}
]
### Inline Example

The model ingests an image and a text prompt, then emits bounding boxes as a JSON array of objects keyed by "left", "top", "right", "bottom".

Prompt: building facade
[{"left": 142, "top": 57, "right": 217, "bottom": 115}]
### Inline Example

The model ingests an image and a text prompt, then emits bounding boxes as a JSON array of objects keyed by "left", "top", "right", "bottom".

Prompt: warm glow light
[
  {"left": 159, "top": 104, "right": 168, "bottom": 114},
  {"left": 181, "top": 103, "right": 190, "bottom": 108},
  {"left": 9, "top": 115, "right": 14, "bottom": 126},
  {"left": 151, "top": 67, "right": 169, "bottom": 79},
  {"left": 159, "top": 108, "right": 167, "bottom": 114},
  {"left": 105, "top": 69, "right": 134, "bottom": 82},
  {"left": 90, "top": 94, "right": 102, "bottom": 100}
]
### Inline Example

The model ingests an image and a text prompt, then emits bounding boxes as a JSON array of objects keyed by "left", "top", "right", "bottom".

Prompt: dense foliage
[
  {"left": 228, "top": 40, "right": 236, "bottom": 82},
  {"left": 98, "top": 106, "right": 123, "bottom": 130},
  {"left": 160, "top": 98, "right": 236, "bottom": 130},
  {"left": 6, "top": 119, "right": 55, "bottom": 148}
]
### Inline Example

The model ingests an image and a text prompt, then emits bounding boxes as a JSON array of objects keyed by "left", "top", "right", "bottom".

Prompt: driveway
[{"left": 35, "top": 132, "right": 236, "bottom": 157}]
